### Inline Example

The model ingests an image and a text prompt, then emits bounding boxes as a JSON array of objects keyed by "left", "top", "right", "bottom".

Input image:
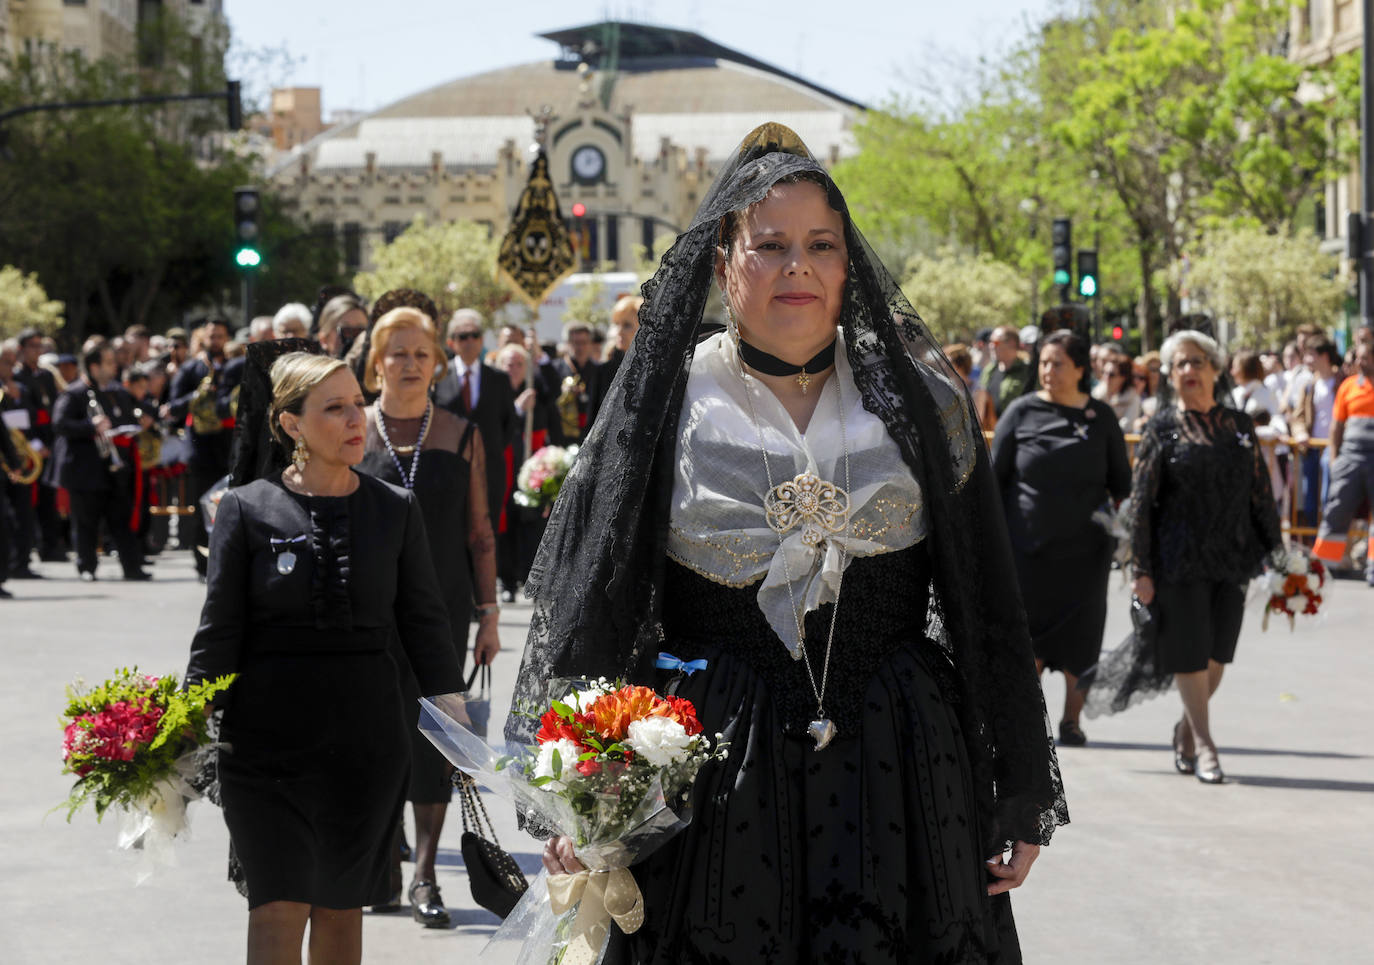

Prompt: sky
[{"left": 224, "top": 0, "right": 1066, "bottom": 118}]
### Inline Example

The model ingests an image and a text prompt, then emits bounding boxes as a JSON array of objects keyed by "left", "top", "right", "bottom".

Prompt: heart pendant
[
  {"left": 807, "top": 718, "right": 837, "bottom": 751},
  {"left": 276, "top": 550, "right": 297, "bottom": 575}
]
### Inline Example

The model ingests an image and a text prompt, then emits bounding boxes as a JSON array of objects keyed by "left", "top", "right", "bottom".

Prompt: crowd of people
[
  {"left": 6, "top": 126, "right": 1374, "bottom": 964},
  {"left": 979, "top": 319, "right": 1373, "bottom": 787},
  {"left": 0, "top": 291, "right": 645, "bottom": 602}
]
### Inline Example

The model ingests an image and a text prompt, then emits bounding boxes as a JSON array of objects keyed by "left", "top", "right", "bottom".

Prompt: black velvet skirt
[{"left": 606, "top": 547, "right": 1022, "bottom": 964}]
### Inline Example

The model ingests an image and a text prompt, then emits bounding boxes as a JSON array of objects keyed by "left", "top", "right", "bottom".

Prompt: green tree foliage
[
  {"left": 834, "top": 0, "right": 1355, "bottom": 351},
  {"left": 0, "top": 266, "right": 65, "bottom": 339},
  {"left": 353, "top": 218, "right": 508, "bottom": 324},
  {"left": 0, "top": 25, "right": 340, "bottom": 342},
  {"left": 1178, "top": 225, "right": 1345, "bottom": 348},
  {"left": 899, "top": 249, "right": 1031, "bottom": 345}
]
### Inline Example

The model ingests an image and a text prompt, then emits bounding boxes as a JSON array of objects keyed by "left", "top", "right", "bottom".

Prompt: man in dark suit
[
  {"left": 52, "top": 341, "right": 153, "bottom": 581},
  {"left": 166, "top": 317, "right": 234, "bottom": 578},
  {"left": 13, "top": 328, "right": 65, "bottom": 561},
  {"left": 435, "top": 309, "right": 516, "bottom": 535}
]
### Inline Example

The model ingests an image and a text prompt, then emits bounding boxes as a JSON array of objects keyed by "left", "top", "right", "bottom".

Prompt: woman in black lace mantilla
[
  {"left": 1129, "top": 329, "right": 1283, "bottom": 784},
  {"left": 510, "top": 124, "right": 1066, "bottom": 964}
]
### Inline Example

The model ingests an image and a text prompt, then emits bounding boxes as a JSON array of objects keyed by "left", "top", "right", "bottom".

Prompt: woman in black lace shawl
[
  {"left": 1129, "top": 330, "right": 1283, "bottom": 784},
  {"left": 513, "top": 124, "right": 1066, "bottom": 964}
]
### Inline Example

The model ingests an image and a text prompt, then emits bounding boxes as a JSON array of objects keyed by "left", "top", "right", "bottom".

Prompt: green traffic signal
[
  {"left": 1053, "top": 268, "right": 1070, "bottom": 286},
  {"left": 235, "top": 247, "right": 262, "bottom": 268},
  {"left": 1079, "top": 274, "right": 1097, "bottom": 298}
]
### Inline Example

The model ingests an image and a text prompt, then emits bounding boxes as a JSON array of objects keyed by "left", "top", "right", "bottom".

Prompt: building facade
[
  {"left": 1290, "top": 0, "right": 1364, "bottom": 253},
  {"left": 3, "top": 0, "right": 222, "bottom": 63},
  {"left": 267, "top": 22, "right": 863, "bottom": 274}
]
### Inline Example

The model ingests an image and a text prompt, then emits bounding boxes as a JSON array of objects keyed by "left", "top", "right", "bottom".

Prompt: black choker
[{"left": 738, "top": 337, "right": 838, "bottom": 394}]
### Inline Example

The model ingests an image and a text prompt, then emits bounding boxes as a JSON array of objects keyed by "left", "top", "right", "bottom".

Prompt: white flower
[
  {"left": 1285, "top": 594, "right": 1306, "bottom": 613},
  {"left": 1286, "top": 554, "right": 1308, "bottom": 576},
  {"left": 626, "top": 716, "right": 693, "bottom": 768},
  {"left": 1307, "top": 572, "right": 1322, "bottom": 592},
  {"left": 1265, "top": 571, "right": 1288, "bottom": 595},
  {"left": 534, "top": 738, "right": 581, "bottom": 790},
  {"left": 560, "top": 678, "right": 613, "bottom": 713}
]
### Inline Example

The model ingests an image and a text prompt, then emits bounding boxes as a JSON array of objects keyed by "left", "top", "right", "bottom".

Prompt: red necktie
[{"left": 463, "top": 370, "right": 474, "bottom": 412}]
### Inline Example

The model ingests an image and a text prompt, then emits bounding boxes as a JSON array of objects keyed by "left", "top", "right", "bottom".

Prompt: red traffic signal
[
  {"left": 1112, "top": 325, "right": 1125, "bottom": 341},
  {"left": 571, "top": 202, "right": 587, "bottom": 218}
]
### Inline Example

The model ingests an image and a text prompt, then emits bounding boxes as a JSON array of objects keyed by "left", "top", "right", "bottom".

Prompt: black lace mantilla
[
  {"left": 1130, "top": 405, "right": 1283, "bottom": 584},
  {"left": 509, "top": 123, "right": 1067, "bottom": 852}
]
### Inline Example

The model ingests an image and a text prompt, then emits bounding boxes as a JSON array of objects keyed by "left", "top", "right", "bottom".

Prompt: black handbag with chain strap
[
  {"left": 452, "top": 663, "right": 528, "bottom": 918},
  {"left": 456, "top": 771, "right": 529, "bottom": 918}
]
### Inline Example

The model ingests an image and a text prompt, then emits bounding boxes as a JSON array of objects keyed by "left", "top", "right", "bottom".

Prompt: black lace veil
[
  {"left": 508, "top": 123, "right": 1067, "bottom": 850},
  {"left": 229, "top": 338, "right": 322, "bottom": 487}
]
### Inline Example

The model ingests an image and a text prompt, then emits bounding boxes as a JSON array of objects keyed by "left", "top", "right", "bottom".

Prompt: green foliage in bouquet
[{"left": 59, "top": 668, "right": 236, "bottom": 821}]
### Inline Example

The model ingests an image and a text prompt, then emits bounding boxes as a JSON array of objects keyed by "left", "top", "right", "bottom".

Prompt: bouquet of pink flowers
[
  {"left": 419, "top": 676, "right": 727, "bottom": 965},
  {"left": 514, "top": 445, "right": 579, "bottom": 510},
  {"left": 60, "top": 668, "right": 235, "bottom": 876}
]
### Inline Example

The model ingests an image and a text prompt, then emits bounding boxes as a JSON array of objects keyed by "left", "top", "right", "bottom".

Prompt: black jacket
[
  {"left": 434, "top": 360, "right": 515, "bottom": 529},
  {"left": 51, "top": 381, "right": 140, "bottom": 492}
]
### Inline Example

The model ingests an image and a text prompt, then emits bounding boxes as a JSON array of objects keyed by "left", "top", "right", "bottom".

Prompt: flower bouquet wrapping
[
  {"left": 418, "top": 678, "right": 728, "bottom": 965},
  {"left": 513, "top": 445, "right": 578, "bottom": 510},
  {"left": 1090, "top": 496, "right": 1133, "bottom": 577},
  {"left": 1262, "top": 552, "right": 1327, "bottom": 631},
  {"left": 60, "top": 668, "right": 235, "bottom": 880}
]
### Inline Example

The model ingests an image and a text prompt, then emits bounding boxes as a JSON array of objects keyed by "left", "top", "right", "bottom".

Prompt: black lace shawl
[
  {"left": 507, "top": 124, "right": 1067, "bottom": 851},
  {"left": 228, "top": 338, "right": 321, "bottom": 487},
  {"left": 1130, "top": 404, "right": 1283, "bottom": 583}
]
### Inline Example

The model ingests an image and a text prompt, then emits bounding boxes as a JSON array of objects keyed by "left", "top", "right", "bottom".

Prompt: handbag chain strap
[{"left": 456, "top": 772, "right": 502, "bottom": 847}]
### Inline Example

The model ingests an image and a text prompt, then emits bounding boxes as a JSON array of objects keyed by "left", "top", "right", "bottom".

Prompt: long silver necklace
[
  {"left": 740, "top": 352, "right": 852, "bottom": 751},
  {"left": 375, "top": 401, "right": 433, "bottom": 490}
]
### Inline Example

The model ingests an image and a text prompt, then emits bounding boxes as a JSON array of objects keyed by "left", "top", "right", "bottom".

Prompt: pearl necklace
[{"left": 375, "top": 401, "right": 433, "bottom": 490}]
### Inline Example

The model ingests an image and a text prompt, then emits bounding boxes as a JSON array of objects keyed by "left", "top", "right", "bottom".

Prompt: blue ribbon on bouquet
[{"left": 656, "top": 652, "right": 708, "bottom": 676}]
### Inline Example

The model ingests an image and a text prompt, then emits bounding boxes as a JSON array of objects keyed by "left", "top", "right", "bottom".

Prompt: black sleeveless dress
[
  {"left": 608, "top": 542, "right": 1024, "bottom": 964},
  {"left": 359, "top": 406, "right": 477, "bottom": 803}
]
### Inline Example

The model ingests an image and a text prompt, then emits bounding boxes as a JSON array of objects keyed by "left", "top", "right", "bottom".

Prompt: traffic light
[
  {"left": 1051, "top": 218, "right": 1072, "bottom": 303},
  {"left": 570, "top": 202, "right": 588, "bottom": 263},
  {"left": 1077, "top": 249, "right": 1098, "bottom": 299},
  {"left": 1112, "top": 324, "right": 1125, "bottom": 341},
  {"left": 233, "top": 187, "right": 262, "bottom": 269},
  {"left": 226, "top": 80, "right": 243, "bottom": 131}
]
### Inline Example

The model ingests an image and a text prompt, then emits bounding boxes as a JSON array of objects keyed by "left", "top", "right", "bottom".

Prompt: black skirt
[
  {"left": 1013, "top": 538, "right": 1113, "bottom": 677},
  {"left": 220, "top": 648, "right": 406, "bottom": 909},
  {"left": 608, "top": 545, "right": 1023, "bottom": 964}
]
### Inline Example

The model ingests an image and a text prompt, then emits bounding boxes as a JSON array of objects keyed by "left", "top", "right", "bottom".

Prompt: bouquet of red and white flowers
[
  {"left": 514, "top": 444, "right": 579, "bottom": 510},
  {"left": 1262, "top": 553, "right": 1327, "bottom": 631},
  {"left": 60, "top": 668, "right": 235, "bottom": 877},
  {"left": 419, "top": 677, "right": 727, "bottom": 965}
]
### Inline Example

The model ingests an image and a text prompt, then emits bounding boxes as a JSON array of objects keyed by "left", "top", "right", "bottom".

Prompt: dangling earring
[{"left": 292, "top": 437, "right": 310, "bottom": 472}]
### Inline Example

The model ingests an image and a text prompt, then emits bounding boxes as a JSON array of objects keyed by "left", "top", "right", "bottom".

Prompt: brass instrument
[
  {"left": 3, "top": 427, "right": 42, "bottom": 485},
  {"left": 135, "top": 427, "right": 163, "bottom": 467},
  {"left": 87, "top": 389, "right": 123, "bottom": 471},
  {"left": 189, "top": 373, "right": 225, "bottom": 435},
  {"left": 556, "top": 374, "right": 584, "bottom": 441}
]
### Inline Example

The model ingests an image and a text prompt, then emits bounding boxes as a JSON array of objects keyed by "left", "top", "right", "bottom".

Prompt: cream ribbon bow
[{"left": 547, "top": 867, "right": 645, "bottom": 965}]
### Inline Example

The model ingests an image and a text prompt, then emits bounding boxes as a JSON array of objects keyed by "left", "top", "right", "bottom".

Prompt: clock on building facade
[{"left": 571, "top": 144, "right": 606, "bottom": 184}]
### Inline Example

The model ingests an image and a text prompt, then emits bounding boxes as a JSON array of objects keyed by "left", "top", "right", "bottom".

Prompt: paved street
[{"left": 2, "top": 550, "right": 1371, "bottom": 963}]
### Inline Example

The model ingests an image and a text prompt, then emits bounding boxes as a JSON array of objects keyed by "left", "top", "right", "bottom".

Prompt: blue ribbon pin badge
[{"left": 656, "top": 652, "right": 708, "bottom": 676}]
